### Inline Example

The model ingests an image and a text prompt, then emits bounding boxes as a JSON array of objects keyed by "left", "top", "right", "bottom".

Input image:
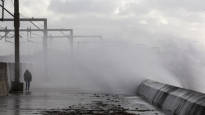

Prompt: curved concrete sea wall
[{"left": 137, "top": 80, "right": 205, "bottom": 115}]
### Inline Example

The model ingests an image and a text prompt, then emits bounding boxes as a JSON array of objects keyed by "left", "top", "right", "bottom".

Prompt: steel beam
[
  {"left": 0, "top": 28, "right": 73, "bottom": 32},
  {"left": 2, "top": 18, "right": 47, "bottom": 21}
]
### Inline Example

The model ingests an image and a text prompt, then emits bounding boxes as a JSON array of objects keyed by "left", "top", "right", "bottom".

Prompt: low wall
[
  {"left": 137, "top": 80, "right": 205, "bottom": 115},
  {"left": 0, "top": 63, "right": 9, "bottom": 96}
]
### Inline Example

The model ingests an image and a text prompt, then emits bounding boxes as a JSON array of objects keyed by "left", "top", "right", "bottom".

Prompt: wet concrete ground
[{"left": 0, "top": 89, "right": 164, "bottom": 115}]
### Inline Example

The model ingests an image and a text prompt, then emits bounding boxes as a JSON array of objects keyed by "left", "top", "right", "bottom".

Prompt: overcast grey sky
[
  {"left": 1, "top": 0, "right": 205, "bottom": 55},
  {"left": 16, "top": 0, "right": 205, "bottom": 44},
  {"left": 1, "top": 0, "right": 204, "bottom": 56}
]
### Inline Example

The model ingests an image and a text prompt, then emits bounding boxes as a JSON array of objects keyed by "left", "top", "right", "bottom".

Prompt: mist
[
  {"left": 2, "top": 25, "right": 205, "bottom": 94},
  {"left": 2, "top": 0, "right": 205, "bottom": 94},
  {"left": 14, "top": 36, "right": 175, "bottom": 93},
  {"left": 17, "top": 33, "right": 205, "bottom": 95}
]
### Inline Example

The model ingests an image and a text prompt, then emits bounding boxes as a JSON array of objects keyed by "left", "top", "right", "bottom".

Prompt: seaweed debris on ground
[
  {"left": 42, "top": 101, "right": 135, "bottom": 115},
  {"left": 41, "top": 93, "right": 135, "bottom": 115}
]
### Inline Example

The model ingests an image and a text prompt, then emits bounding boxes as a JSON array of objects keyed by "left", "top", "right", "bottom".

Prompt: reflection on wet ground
[{"left": 0, "top": 89, "right": 164, "bottom": 115}]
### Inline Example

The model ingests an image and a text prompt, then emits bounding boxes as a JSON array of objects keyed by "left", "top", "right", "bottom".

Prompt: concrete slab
[{"left": 0, "top": 88, "right": 164, "bottom": 115}]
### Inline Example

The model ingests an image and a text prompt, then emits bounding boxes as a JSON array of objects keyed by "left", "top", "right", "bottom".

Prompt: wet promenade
[{"left": 0, "top": 88, "right": 164, "bottom": 115}]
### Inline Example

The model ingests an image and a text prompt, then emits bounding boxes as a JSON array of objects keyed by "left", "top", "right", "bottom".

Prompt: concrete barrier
[
  {"left": 137, "top": 80, "right": 205, "bottom": 115},
  {"left": 0, "top": 63, "right": 9, "bottom": 96}
]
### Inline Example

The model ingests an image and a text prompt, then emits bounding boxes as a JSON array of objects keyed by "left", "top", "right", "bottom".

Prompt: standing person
[{"left": 24, "top": 70, "right": 32, "bottom": 91}]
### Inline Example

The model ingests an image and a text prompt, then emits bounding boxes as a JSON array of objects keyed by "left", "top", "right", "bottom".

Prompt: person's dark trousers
[
  {"left": 28, "top": 82, "right": 30, "bottom": 91},
  {"left": 25, "top": 81, "right": 30, "bottom": 91}
]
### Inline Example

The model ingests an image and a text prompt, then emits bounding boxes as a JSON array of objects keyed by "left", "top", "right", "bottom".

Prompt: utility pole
[{"left": 12, "top": 0, "right": 21, "bottom": 92}]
